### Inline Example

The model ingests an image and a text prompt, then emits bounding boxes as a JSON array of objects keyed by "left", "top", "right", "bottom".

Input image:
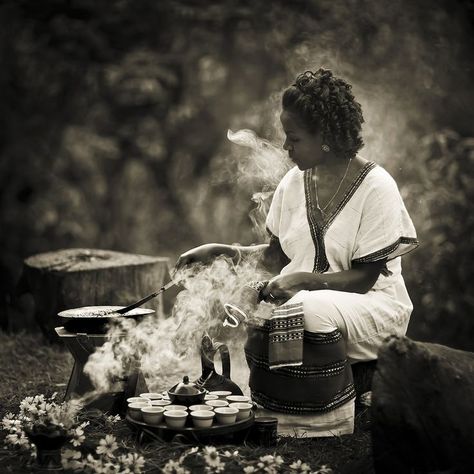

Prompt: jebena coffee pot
[{"left": 194, "top": 334, "right": 243, "bottom": 395}]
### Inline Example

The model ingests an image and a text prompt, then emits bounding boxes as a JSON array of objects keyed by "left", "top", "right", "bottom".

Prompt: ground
[{"left": 0, "top": 332, "right": 374, "bottom": 473}]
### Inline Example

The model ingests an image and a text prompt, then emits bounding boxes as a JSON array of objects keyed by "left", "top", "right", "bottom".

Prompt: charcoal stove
[{"left": 55, "top": 321, "right": 150, "bottom": 415}]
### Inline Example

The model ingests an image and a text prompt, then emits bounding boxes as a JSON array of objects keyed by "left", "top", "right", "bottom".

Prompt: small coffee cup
[
  {"left": 164, "top": 404, "right": 188, "bottom": 412},
  {"left": 140, "top": 392, "right": 162, "bottom": 400},
  {"left": 229, "top": 402, "right": 253, "bottom": 420},
  {"left": 189, "top": 404, "right": 211, "bottom": 412},
  {"left": 127, "top": 397, "right": 149, "bottom": 405},
  {"left": 141, "top": 406, "right": 164, "bottom": 425},
  {"left": 128, "top": 402, "right": 149, "bottom": 421},
  {"left": 226, "top": 395, "right": 251, "bottom": 403},
  {"left": 190, "top": 410, "right": 214, "bottom": 428},
  {"left": 209, "top": 391, "right": 232, "bottom": 399},
  {"left": 205, "top": 399, "right": 229, "bottom": 408},
  {"left": 151, "top": 399, "right": 172, "bottom": 407},
  {"left": 164, "top": 410, "right": 188, "bottom": 429},
  {"left": 214, "top": 407, "right": 239, "bottom": 425}
]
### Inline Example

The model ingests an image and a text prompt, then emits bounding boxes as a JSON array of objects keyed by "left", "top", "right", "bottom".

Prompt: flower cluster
[
  {"left": 1, "top": 393, "right": 145, "bottom": 474},
  {"left": 62, "top": 435, "right": 145, "bottom": 474},
  {"left": 2, "top": 393, "right": 83, "bottom": 450},
  {"left": 18, "top": 393, "right": 80, "bottom": 431},
  {"left": 160, "top": 446, "right": 333, "bottom": 474},
  {"left": 1, "top": 412, "right": 32, "bottom": 451}
]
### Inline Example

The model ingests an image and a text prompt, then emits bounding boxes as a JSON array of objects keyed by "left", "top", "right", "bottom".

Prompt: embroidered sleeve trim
[{"left": 352, "top": 237, "right": 419, "bottom": 264}]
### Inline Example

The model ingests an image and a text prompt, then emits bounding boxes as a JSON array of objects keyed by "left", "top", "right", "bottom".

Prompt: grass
[{"left": 0, "top": 331, "right": 374, "bottom": 473}]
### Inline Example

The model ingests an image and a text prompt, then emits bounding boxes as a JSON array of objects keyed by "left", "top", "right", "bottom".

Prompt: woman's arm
[
  {"left": 175, "top": 237, "right": 290, "bottom": 274},
  {"left": 175, "top": 242, "right": 268, "bottom": 270},
  {"left": 261, "top": 259, "right": 387, "bottom": 302}
]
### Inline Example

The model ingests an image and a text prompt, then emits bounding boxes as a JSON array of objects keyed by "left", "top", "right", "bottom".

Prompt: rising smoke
[{"left": 83, "top": 253, "right": 272, "bottom": 399}]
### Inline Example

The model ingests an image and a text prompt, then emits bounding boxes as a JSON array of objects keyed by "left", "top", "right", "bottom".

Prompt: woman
[{"left": 176, "top": 68, "right": 418, "bottom": 435}]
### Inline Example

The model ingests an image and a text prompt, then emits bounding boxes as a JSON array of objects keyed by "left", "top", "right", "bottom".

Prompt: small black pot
[{"left": 167, "top": 385, "right": 207, "bottom": 406}]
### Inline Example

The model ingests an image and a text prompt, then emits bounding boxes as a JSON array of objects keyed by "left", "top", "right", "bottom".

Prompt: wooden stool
[
  {"left": 56, "top": 326, "right": 148, "bottom": 414},
  {"left": 18, "top": 248, "right": 170, "bottom": 340},
  {"left": 351, "top": 359, "right": 377, "bottom": 397}
]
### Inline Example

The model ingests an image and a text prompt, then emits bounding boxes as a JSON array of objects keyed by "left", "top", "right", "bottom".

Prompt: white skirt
[
  {"left": 286, "top": 283, "right": 412, "bottom": 363},
  {"left": 255, "top": 398, "right": 355, "bottom": 437}
]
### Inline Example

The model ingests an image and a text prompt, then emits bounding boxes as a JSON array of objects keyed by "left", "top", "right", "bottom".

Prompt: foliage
[{"left": 402, "top": 130, "right": 474, "bottom": 350}]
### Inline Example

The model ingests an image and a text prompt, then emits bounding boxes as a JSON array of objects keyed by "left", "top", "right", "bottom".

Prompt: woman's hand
[
  {"left": 175, "top": 244, "right": 239, "bottom": 271},
  {"left": 175, "top": 244, "right": 221, "bottom": 271},
  {"left": 261, "top": 272, "right": 323, "bottom": 304}
]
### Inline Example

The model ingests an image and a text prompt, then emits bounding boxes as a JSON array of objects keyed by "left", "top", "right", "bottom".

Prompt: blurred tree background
[{"left": 0, "top": 0, "right": 473, "bottom": 350}]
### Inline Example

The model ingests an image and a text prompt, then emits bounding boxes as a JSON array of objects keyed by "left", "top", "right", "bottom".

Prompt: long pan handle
[{"left": 116, "top": 280, "right": 176, "bottom": 315}]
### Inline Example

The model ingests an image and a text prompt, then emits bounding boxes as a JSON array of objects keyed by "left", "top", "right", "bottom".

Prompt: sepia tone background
[{"left": 0, "top": 0, "right": 473, "bottom": 350}]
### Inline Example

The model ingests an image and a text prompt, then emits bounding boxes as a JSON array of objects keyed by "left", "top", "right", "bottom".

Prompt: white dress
[
  {"left": 266, "top": 158, "right": 418, "bottom": 362},
  {"left": 257, "top": 158, "right": 418, "bottom": 436}
]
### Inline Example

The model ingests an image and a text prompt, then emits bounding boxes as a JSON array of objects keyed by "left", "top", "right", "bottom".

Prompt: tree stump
[
  {"left": 371, "top": 336, "right": 474, "bottom": 474},
  {"left": 17, "top": 248, "right": 170, "bottom": 340}
]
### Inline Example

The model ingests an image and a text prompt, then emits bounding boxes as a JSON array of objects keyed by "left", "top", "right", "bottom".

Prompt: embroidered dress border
[
  {"left": 245, "top": 350, "right": 347, "bottom": 378},
  {"left": 352, "top": 236, "right": 420, "bottom": 263},
  {"left": 250, "top": 383, "right": 356, "bottom": 414},
  {"left": 249, "top": 324, "right": 343, "bottom": 346},
  {"left": 304, "top": 329, "right": 343, "bottom": 345},
  {"left": 304, "top": 170, "right": 329, "bottom": 273},
  {"left": 304, "top": 161, "right": 377, "bottom": 273}
]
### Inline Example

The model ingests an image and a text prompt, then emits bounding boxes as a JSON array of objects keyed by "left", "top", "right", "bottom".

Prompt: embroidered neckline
[{"left": 304, "top": 160, "right": 377, "bottom": 273}]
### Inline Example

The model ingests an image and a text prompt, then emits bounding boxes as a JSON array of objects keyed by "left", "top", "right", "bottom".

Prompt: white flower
[
  {"left": 202, "top": 446, "right": 218, "bottom": 456},
  {"left": 186, "top": 446, "right": 199, "bottom": 456},
  {"left": 71, "top": 426, "right": 86, "bottom": 447},
  {"left": 96, "top": 434, "right": 119, "bottom": 457},
  {"left": 5, "top": 433, "right": 20, "bottom": 445},
  {"left": 61, "top": 449, "right": 85, "bottom": 470},
  {"left": 205, "top": 465, "right": 225, "bottom": 474},
  {"left": 106, "top": 414, "right": 121, "bottom": 424},
  {"left": 1, "top": 413, "right": 19, "bottom": 431},
  {"left": 243, "top": 467, "right": 257, "bottom": 473},
  {"left": 118, "top": 453, "right": 146, "bottom": 473},
  {"left": 63, "top": 449, "right": 82, "bottom": 460},
  {"left": 223, "top": 450, "right": 239, "bottom": 459},
  {"left": 257, "top": 454, "right": 284, "bottom": 473},
  {"left": 289, "top": 460, "right": 312, "bottom": 473},
  {"left": 162, "top": 459, "right": 190, "bottom": 474},
  {"left": 85, "top": 454, "right": 115, "bottom": 474},
  {"left": 202, "top": 446, "right": 225, "bottom": 470}
]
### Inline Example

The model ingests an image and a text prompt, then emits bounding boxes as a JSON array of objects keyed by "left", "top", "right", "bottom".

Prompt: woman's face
[{"left": 280, "top": 109, "right": 324, "bottom": 170}]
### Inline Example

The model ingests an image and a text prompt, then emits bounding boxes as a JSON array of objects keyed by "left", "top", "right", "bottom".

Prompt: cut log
[
  {"left": 17, "top": 248, "right": 170, "bottom": 340},
  {"left": 371, "top": 336, "right": 474, "bottom": 474}
]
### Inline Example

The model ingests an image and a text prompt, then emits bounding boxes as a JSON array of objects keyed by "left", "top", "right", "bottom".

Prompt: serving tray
[{"left": 126, "top": 412, "right": 255, "bottom": 444}]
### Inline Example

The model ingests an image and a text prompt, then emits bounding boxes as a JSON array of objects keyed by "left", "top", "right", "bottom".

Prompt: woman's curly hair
[{"left": 282, "top": 68, "right": 364, "bottom": 159}]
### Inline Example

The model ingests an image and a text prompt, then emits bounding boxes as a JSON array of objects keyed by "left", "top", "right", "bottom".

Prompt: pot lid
[{"left": 58, "top": 305, "right": 155, "bottom": 319}]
